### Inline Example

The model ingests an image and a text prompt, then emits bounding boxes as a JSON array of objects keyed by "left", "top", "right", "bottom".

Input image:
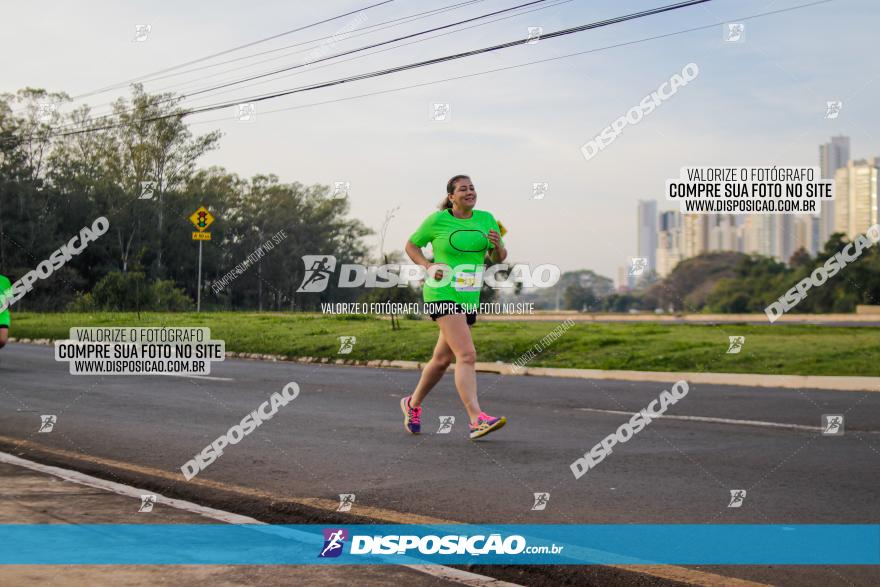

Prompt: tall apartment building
[
  {"left": 656, "top": 232, "right": 683, "bottom": 277},
  {"left": 834, "top": 158, "right": 880, "bottom": 239},
  {"left": 819, "top": 135, "right": 851, "bottom": 244},
  {"left": 681, "top": 214, "right": 709, "bottom": 258},
  {"left": 776, "top": 215, "right": 796, "bottom": 262},
  {"left": 659, "top": 210, "right": 679, "bottom": 234},
  {"left": 616, "top": 265, "right": 631, "bottom": 293},
  {"left": 637, "top": 200, "right": 658, "bottom": 274},
  {"left": 656, "top": 210, "right": 682, "bottom": 277},
  {"left": 742, "top": 215, "right": 774, "bottom": 259},
  {"left": 742, "top": 215, "right": 796, "bottom": 262},
  {"left": 794, "top": 215, "right": 820, "bottom": 255},
  {"left": 708, "top": 214, "right": 740, "bottom": 252}
]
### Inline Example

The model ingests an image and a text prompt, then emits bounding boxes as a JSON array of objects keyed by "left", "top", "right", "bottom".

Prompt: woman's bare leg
[
  {"left": 410, "top": 331, "right": 454, "bottom": 407},
  {"left": 436, "top": 314, "right": 482, "bottom": 423}
]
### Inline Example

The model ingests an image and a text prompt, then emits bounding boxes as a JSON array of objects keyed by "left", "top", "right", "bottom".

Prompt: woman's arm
[
  {"left": 406, "top": 240, "right": 445, "bottom": 280},
  {"left": 405, "top": 240, "right": 430, "bottom": 269},
  {"left": 487, "top": 230, "right": 507, "bottom": 264}
]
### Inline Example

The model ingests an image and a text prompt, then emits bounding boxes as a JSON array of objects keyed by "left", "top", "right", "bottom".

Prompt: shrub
[{"left": 68, "top": 272, "right": 193, "bottom": 311}]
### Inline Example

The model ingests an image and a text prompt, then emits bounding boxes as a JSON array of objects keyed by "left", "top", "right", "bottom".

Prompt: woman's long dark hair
[{"left": 438, "top": 174, "right": 470, "bottom": 210}]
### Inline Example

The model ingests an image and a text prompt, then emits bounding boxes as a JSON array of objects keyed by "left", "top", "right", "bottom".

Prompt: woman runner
[{"left": 401, "top": 174, "right": 507, "bottom": 440}]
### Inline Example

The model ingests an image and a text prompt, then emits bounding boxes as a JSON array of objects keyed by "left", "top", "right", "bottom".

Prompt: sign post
[
  {"left": 197, "top": 239, "right": 202, "bottom": 312},
  {"left": 189, "top": 206, "right": 215, "bottom": 312}
]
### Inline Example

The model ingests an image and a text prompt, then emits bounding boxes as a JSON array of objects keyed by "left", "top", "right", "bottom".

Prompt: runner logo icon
[
  {"left": 139, "top": 495, "right": 157, "bottom": 512},
  {"left": 38, "top": 415, "right": 57, "bottom": 433},
  {"left": 629, "top": 257, "right": 648, "bottom": 276},
  {"left": 139, "top": 181, "right": 156, "bottom": 200},
  {"left": 526, "top": 26, "right": 543, "bottom": 44},
  {"left": 332, "top": 181, "right": 351, "bottom": 199},
  {"left": 338, "top": 336, "right": 356, "bottom": 354},
  {"left": 728, "top": 489, "right": 746, "bottom": 508},
  {"left": 724, "top": 22, "right": 745, "bottom": 42},
  {"left": 825, "top": 100, "right": 842, "bottom": 120},
  {"left": 531, "top": 492, "right": 550, "bottom": 511},
  {"left": 822, "top": 414, "right": 844, "bottom": 435},
  {"left": 337, "top": 493, "right": 355, "bottom": 512},
  {"left": 437, "top": 416, "right": 455, "bottom": 434},
  {"left": 532, "top": 182, "right": 548, "bottom": 199},
  {"left": 297, "top": 255, "right": 337, "bottom": 292},
  {"left": 727, "top": 336, "right": 745, "bottom": 354},
  {"left": 319, "top": 528, "right": 348, "bottom": 558}
]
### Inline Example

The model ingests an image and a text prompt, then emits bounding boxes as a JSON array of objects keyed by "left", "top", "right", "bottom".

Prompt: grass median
[{"left": 10, "top": 311, "right": 876, "bottom": 377}]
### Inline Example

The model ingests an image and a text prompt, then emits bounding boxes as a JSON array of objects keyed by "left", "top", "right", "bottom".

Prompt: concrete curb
[{"left": 16, "top": 338, "right": 878, "bottom": 392}]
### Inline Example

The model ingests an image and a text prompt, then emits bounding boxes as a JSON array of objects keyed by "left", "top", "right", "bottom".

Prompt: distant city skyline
[{"left": 623, "top": 134, "right": 878, "bottom": 289}]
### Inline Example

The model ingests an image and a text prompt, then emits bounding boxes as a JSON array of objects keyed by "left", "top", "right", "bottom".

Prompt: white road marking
[
  {"left": 155, "top": 373, "right": 234, "bottom": 381},
  {"left": 0, "top": 450, "right": 520, "bottom": 587},
  {"left": 0, "top": 451, "right": 254, "bottom": 524},
  {"left": 575, "top": 408, "right": 877, "bottom": 433}
]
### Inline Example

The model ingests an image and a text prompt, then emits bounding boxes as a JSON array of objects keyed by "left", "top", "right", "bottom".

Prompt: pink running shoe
[
  {"left": 469, "top": 412, "right": 506, "bottom": 439},
  {"left": 400, "top": 395, "right": 422, "bottom": 434}
]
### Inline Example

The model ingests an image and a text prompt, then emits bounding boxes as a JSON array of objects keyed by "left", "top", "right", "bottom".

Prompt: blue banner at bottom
[{"left": 0, "top": 524, "right": 877, "bottom": 565}]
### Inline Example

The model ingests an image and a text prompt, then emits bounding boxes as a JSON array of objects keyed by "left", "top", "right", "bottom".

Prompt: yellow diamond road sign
[{"left": 190, "top": 207, "right": 214, "bottom": 232}]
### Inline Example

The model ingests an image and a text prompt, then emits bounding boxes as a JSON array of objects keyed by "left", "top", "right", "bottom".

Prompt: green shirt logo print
[{"left": 449, "top": 229, "right": 489, "bottom": 253}]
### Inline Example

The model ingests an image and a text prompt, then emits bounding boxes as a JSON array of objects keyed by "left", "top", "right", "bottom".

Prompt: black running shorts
[{"left": 428, "top": 301, "right": 477, "bottom": 325}]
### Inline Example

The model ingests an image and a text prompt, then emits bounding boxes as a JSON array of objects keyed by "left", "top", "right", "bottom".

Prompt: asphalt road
[{"left": 0, "top": 342, "right": 878, "bottom": 586}]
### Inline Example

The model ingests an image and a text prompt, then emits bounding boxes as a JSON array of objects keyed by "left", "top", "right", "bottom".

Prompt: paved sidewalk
[{"left": 0, "top": 460, "right": 470, "bottom": 586}]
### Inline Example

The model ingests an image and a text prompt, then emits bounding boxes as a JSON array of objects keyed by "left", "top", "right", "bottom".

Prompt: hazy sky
[{"left": 2, "top": 0, "right": 877, "bottom": 277}]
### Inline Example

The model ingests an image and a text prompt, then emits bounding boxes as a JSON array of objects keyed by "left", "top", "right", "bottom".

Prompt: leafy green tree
[
  {"left": 601, "top": 293, "right": 639, "bottom": 312},
  {"left": 705, "top": 255, "right": 790, "bottom": 313},
  {"left": 105, "top": 84, "right": 221, "bottom": 275},
  {"left": 562, "top": 282, "right": 597, "bottom": 311},
  {"left": 0, "top": 84, "right": 376, "bottom": 312},
  {"left": 789, "top": 247, "right": 811, "bottom": 268},
  {"left": 646, "top": 252, "right": 748, "bottom": 312}
]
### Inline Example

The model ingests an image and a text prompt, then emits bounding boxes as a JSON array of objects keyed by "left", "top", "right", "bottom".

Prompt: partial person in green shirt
[
  {"left": 401, "top": 174, "right": 508, "bottom": 440},
  {"left": 0, "top": 274, "right": 11, "bottom": 349}
]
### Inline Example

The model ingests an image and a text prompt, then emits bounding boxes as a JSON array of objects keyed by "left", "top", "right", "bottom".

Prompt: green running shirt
[
  {"left": 0, "top": 274, "right": 11, "bottom": 327},
  {"left": 409, "top": 209, "right": 504, "bottom": 306}
]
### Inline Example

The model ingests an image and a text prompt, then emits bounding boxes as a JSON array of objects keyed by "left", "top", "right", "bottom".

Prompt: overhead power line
[
  {"left": 150, "top": 0, "right": 573, "bottom": 112},
  {"left": 47, "top": 0, "right": 556, "bottom": 131},
  {"left": 64, "top": 0, "right": 492, "bottom": 120},
  {"left": 69, "top": 0, "right": 398, "bottom": 101},
  {"left": 183, "top": 0, "right": 715, "bottom": 114},
  {"left": 131, "top": 0, "right": 487, "bottom": 91},
  {"left": 220, "top": 0, "right": 832, "bottom": 125},
  {"left": 175, "top": 0, "right": 552, "bottom": 101},
  {"left": 19, "top": 0, "right": 720, "bottom": 141}
]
